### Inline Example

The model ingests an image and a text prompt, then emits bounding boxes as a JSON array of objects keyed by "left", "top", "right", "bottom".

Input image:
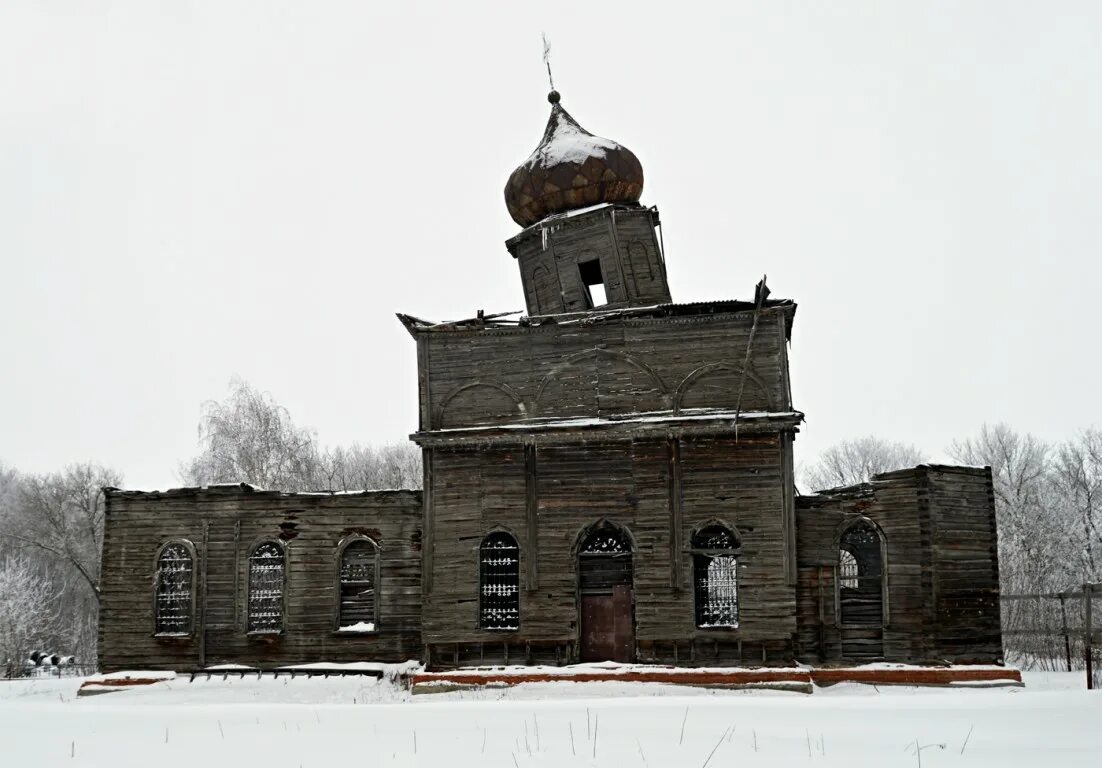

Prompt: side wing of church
[{"left": 97, "top": 90, "right": 1002, "bottom": 673}]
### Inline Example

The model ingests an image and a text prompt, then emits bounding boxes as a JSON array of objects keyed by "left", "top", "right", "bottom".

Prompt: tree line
[
  {"left": 0, "top": 379, "right": 419, "bottom": 676},
  {"left": 1, "top": 377, "right": 1098, "bottom": 675}
]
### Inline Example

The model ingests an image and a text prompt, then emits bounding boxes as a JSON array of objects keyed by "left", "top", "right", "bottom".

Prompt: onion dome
[{"left": 505, "top": 91, "right": 644, "bottom": 228}]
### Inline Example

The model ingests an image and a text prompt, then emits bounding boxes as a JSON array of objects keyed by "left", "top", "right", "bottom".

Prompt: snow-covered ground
[{"left": 0, "top": 671, "right": 1098, "bottom": 766}]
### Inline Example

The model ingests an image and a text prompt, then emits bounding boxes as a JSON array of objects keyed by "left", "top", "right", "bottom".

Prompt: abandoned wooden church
[{"left": 99, "top": 90, "right": 1003, "bottom": 672}]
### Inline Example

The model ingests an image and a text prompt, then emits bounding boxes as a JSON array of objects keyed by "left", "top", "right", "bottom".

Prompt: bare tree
[
  {"left": 182, "top": 378, "right": 422, "bottom": 492},
  {"left": 1052, "top": 428, "right": 1102, "bottom": 581},
  {"left": 0, "top": 555, "right": 61, "bottom": 677},
  {"left": 0, "top": 463, "right": 120, "bottom": 665},
  {"left": 947, "top": 423, "right": 1065, "bottom": 593},
  {"left": 181, "top": 377, "right": 321, "bottom": 491},
  {"left": 802, "top": 436, "right": 925, "bottom": 492}
]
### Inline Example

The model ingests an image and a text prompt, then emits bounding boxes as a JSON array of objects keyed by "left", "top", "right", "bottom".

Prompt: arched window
[
  {"left": 154, "top": 541, "right": 194, "bottom": 635},
  {"left": 338, "top": 538, "right": 379, "bottom": 632},
  {"left": 838, "top": 520, "right": 884, "bottom": 626},
  {"left": 578, "top": 523, "right": 634, "bottom": 593},
  {"left": 247, "top": 541, "right": 285, "bottom": 633},
  {"left": 479, "top": 532, "right": 520, "bottom": 630},
  {"left": 692, "top": 525, "right": 740, "bottom": 628}
]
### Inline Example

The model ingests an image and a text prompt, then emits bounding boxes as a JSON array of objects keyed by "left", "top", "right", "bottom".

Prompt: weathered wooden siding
[
  {"left": 794, "top": 465, "right": 1001, "bottom": 665},
  {"left": 421, "top": 307, "right": 794, "bottom": 432},
  {"left": 925, "top": 466, "right": 1002, "bottom": 662},
  {"left": 99, "top": 487, "right": 422, "bottom": 672},
  {"left": 506, "top": 205, "right": 670, "bottom": 315},
  {"left": 421, "top": 434, "right": 798, "bottom": 669}
]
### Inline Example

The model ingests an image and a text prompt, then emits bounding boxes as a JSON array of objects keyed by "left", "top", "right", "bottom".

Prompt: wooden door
[{"left": 580, "top": 584, "right": 634, "bottom": 662}]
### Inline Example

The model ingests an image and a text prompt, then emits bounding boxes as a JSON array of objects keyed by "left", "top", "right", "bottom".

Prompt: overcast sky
[{"left": 2, "top": 1, "right": 1100, "bottom": 490}]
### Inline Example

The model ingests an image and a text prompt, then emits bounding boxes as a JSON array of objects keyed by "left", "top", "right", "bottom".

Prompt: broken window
[
  {"left": 838, "top": 520, "right": 884, "bottom": 626},
  {"left": 479, "top": 532, "right": 520, "bottom": 630},
  {"left": 154, "top": 541, "right": 194, "bottom": 635},
  {"left": 247, "top": 541, "right": 285, "bottom": 633},
  {"left": 578, "top": 258, "right": 607, "bottom": 308},
  {"left": 692, "top": 525, "right": 739, "bottom": 628},
  {"left": 338, "top": 538, "right": 378, "bottom": 632},
  {"left": 838, "top": 549, "right": 859, "bottom": 589}
]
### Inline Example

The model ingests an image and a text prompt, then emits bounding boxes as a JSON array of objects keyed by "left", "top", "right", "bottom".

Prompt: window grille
[
  {"left": 248, "top": 541, "right": 285, "bottom": 633},
  {"left": 338, "top": 539, "right": 378, "bottom": 631},
  {"left": 838, "top": 549, "right": 859, "bottom": 589},
  {"left": 479, "top": 532, "right": 520, "bottom": 630},
  {"left": 580, "top": 530, "right": 630, "bottom": 554},
  {"left": 692, "top": 525, "right": 739, "bottom": 628},
  {"left": 154, "top": 542, "right": 193, "bottom": 635},
  {"left": 578, "top": 525, "right": 633, "bottom": 593}
]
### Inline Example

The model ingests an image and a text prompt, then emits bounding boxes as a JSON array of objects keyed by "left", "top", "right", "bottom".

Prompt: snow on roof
[{"left": 522, "top": 106, "right": 619, "bottom": 170}]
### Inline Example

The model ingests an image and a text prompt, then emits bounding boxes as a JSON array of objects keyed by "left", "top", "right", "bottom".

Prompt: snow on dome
[{"left": 505, "top": 92, "right": 644, "bottom": 228}]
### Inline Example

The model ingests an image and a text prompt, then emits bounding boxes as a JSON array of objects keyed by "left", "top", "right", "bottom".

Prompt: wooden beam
[
  {"left": 423, "top": 449, "right": 435, "bottom": 594},
  {"left": 525, "top": 443, "right": 539, "bottom": 591},
  {"left": 666, "top": 437, "right": 683, "bottom": 590}
]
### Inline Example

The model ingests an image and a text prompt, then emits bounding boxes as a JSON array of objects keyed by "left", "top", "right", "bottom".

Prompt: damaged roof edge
[
  {"left": 397, "top": 300, "right": 797, "bottom": 339},
  {"left": 104, "top": 484, "right": 423, "bottom": 500}
]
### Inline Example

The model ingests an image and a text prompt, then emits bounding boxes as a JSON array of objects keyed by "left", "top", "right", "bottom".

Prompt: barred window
[
  {"left": 838, "top": 549, "right": 859, "bottom": 589},
  {"left": 479, "top": 532, "right": 520, "bottom": 630},
  {"left": 247, "top": 541, "right": 285, "bottom": 633},
  {"left": 154, "top": 541, "right": 194, "bottom": 635},
  {"left": 338, "top": 539, "right": 378, "bottom": 632},
  {"left": 692, "top": 525, "right": 739, "bottom": 628}
]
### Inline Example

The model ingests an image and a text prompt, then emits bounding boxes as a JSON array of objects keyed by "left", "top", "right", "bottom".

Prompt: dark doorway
[
  {"left": 578, "top": 524, "right": 634, "bottom": 662},
  {"left": 838, "top": 520, "right": 885, "bottom": 660}
]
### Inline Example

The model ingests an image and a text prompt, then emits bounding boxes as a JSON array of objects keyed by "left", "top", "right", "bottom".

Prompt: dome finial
[{"left": 541, "top": 33, "right": 557, "bottom": 98}]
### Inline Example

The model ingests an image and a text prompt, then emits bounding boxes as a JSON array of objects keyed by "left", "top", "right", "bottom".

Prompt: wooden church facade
[{"left": 97, "top": 90, "right": 1003, "bottom": 673}]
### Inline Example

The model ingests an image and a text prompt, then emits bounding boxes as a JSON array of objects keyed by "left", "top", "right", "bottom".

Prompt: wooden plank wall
[
  {"left": 508, "top": 206, "right": 670, "bottom": 315},
  {"left": 925, "top": 466, "right": 1003, "bottom": 661},
  {"left": 98, "top": 487, "right": 423, "bottom": 672},
  {"left": 423, "top": 434, "right": 798, "bottom": 669},
  {"left": 794, "top": 466, "right": 1002, "bottom": 665},
  {"left": 423, "top": 308, "right": 794, "bottom": 431}
]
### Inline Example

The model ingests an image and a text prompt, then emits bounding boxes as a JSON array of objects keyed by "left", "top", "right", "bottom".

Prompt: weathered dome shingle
[{"left": 505, "top": 92, "right": 644, "bottom": 228}]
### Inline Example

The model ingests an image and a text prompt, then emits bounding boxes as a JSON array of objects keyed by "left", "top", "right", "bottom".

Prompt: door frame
[{"left": 575, "top": 520, "right": 636, "bottom": 662}]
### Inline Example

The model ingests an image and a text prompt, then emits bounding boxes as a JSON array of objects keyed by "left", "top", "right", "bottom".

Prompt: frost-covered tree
[
  {"left": 316, "top": 442, "right": 422, "bottom": 492},
  {"left": 181, "top": 378, "right": 421, "bottom": 492},
  {"left": 947, "top": 423, "right": 1065, "bottom": 593},
  {"left": 802, "top": 436, "right": 925, "bottom": 492},
  {"left": 181, "top": 377, "right": 321, "bottom": 491},
  {"left": 0, "top": 463, "right": 120, "bottom": 666},
  {"left": 1052, "top": 429, "right": 1102, "bottom": 582},
  {"left": 0, "top": 555, "right": 60, "bottom": 677}
]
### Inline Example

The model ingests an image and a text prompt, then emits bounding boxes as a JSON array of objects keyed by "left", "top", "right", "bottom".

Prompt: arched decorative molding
[
  {"left": 336, "top": 533, "right": 380, "bottom": 555},
  {"left": 572, "top": 518, "right": 636, "bottom": 558},
  {"left": 674, "top": 362, "right": 775, "bottom": 414},
  {"left": 832, "top": 516, "right": 890, "bottom": 627},
  {"left": 689, "top": 519, "right": 742, "bottom": 549},
  {"left": 534, "top": 347, "right": 669, "bottom": 416},
  {"left": 831, "top": 515, "right": 887, "bottom": 554},
  {"left": 628, "top": 239, "right": 654, "bottom": 281},
  {"left": 530, "top": 264, "right": 552, "bottom": 315},
  {"left": 436, "top": 381, "right": 524, "bottom": 427}
]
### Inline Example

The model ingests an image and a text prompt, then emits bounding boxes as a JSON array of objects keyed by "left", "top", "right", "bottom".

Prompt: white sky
[{"left": 2, "top": 1, "right": 1100, "bottom": 490}]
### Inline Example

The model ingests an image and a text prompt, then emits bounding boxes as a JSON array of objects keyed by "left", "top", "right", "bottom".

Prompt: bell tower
[{"left": 503, "top": 91, "right": 672, "bottom": 315}]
